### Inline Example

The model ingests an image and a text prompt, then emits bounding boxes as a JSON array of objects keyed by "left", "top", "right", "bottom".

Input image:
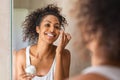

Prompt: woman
[
  {"left": 16, "top": 4, "right": 71, "bottom": 80},
  {"left": 71, "top": 0, "right": 120, "bottom": 80}
]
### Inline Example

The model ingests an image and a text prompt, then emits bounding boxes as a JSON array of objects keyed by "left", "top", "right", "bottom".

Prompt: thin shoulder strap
[{"left": 26, "top": 46, "right": 31, "bottom": 67}]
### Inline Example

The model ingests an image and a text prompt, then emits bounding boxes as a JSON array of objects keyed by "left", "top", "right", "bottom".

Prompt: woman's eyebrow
[
  {"left": 44, "top": 20, "right": 51, "bottom": 23},
  {"left": 45, "top": 20, "right": 60, "bottom": 24}
]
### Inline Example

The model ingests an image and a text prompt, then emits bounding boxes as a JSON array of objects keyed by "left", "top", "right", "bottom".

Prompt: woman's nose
[{"left": 50, "top": 26, "right": 55, "bottom": 32}]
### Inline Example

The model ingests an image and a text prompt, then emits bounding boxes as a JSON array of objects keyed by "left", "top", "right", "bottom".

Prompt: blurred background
[{"left": 12, "top": 0, "right": 91, "bottom": 78}]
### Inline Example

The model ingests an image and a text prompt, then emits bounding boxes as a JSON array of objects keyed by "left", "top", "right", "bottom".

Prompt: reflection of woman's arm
[
  {"left": 16, "top": 49, "right": 34, "bottom": 80},
  {"left": 54, "top": 31, "right": 71, "bottom": 80},
  {"left": 55, "top": 49, "right": 71, "bottom": 80},
  {"left": 16, "top": 49, "right": 26, "bottom": 80},
  {"left": 62, "top": 50, "right": 71, "bottom": 78}
]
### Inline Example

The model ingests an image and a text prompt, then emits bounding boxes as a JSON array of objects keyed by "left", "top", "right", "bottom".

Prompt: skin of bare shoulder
[
  {"left": 16, "top": 48, "right": 26, "bottom": 66},
  {"left": 16, "top": 48, "right": 27, "bottom": 79},
  {"left": 70, "top": 73, "right": 109, "bottom": 80}
]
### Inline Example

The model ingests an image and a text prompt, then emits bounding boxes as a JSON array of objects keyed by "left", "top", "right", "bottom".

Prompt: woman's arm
[
  {"left": 16, "top": 49, "right": 34, "bottom": 80},
  {"left": 55, "top": 49, "right": 71, "bottom": 80},
  {"left": 54, "top": 31, "right": 71, "bottom": 80},
  {"left": 62, "top": 50, "right": 71, "bottom": 78},
  {"left": 16, "top": 49, "right": 26, "bottom": 80}
]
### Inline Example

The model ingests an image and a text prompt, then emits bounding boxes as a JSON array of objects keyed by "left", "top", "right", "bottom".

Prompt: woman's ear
[{"left": 36, "top": 26, "right": 40, "bottom": 33}]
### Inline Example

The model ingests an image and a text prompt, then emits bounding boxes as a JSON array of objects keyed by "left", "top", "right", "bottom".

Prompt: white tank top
[
  {"left": 82, "top": 66, "right": 120, "bottom": 80},
  {"left": 26, "top": 46, "right": 56, "bottom": 80}
]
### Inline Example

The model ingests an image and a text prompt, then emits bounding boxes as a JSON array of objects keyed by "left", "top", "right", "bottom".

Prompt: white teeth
[{"left": 47, "top": 33, "right": 54, "bottom": 37}]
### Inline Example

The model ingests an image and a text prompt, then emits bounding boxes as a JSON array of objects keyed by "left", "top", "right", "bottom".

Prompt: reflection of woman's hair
[
  {"left": 22, "top": 4, "right": 67, "bottom": 44},
  {"left": 79, "top": 0, "right": 120, "bottom": 61}
]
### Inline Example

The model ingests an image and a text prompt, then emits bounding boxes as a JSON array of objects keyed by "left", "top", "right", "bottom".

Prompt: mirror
[{"left": 12, "top": 0, "right": 90, "bottom": 79}]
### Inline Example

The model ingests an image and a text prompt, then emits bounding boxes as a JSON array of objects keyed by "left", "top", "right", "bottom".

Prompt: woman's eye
[
  {"left": 55, "top": 26, "right": 61, "bottom": 30},
  {"left": 45, "top": 24, "right": 50, "bottom": 27}
]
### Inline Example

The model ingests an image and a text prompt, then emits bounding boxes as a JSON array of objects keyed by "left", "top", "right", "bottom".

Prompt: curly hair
[
  {"left": 78, "top": 0, "right": 120, "bottom": 61},
  {"left": 22, "top": 4, "right": 67, "bottom": 44}
]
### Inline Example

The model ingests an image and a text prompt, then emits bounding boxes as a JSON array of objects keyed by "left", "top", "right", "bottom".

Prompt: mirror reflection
[{"left": 12, "top": 0, "right": 90, "bottom": 80}]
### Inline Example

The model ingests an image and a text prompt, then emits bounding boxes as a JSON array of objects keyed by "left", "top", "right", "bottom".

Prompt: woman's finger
[
  {"left": 66, "top": 33, "right": 71, "bottom": 41},
  {"left": 20, "top": 73, "right": 27, "bottom": 78},
  {"left": 60, "top": 30, "right": 64, "bottom": 44},
  {"left": 20, "top": 73, "right": 34, "bottom": 80},
  {"left": 64, "top": 33, "right": 71, "bottom": 46},
  {"left": 64, "top": 33, "right": 68, "bottom": 46}
]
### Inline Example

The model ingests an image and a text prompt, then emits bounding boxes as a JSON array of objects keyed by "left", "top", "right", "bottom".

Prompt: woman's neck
[{"left": 35, "top": 39, "right": 54, "bottom": 59}]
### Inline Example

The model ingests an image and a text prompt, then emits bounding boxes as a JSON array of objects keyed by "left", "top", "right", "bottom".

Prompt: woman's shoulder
[
  {"left": 16, "top": 48, "right": 26, "bottom": 61},
  {"left": 70, "top": 73, "right": 109, "bottom": 80},
  {"left": 16, "top": 48, "right": 26, "bottom": 56}
]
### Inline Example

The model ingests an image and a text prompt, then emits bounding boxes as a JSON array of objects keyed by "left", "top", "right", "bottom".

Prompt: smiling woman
[{"left": 15, "top": 4, "right": 71, "bottom": 80}]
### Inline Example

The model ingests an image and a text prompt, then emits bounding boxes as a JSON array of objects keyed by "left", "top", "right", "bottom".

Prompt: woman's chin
[
  {"left": 46, "top": 38, "right": 57, "bottom": 44},
  {"left": 45, "top": 40, "right": 54, "bottom": 45}
]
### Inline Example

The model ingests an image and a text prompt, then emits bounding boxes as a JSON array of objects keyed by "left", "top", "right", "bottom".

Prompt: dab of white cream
[{"left": 25, "top": 65, "right": 36, "bottom": 75}]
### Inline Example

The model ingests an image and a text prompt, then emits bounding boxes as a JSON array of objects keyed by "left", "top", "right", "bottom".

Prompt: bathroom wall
[
  {"left": 0, "top": 0, "right": 11, "bottom": 79},
  {"left": 12, "top": 9, "right": 29, "bottom": 51}
]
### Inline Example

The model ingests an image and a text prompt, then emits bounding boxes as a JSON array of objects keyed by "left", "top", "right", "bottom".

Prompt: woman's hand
[
  {"left": 56, "top": 31, "right": 71, "bottom": 55},
  {"left": 18, "top": 73, "right": 35, "bottom": 80}
]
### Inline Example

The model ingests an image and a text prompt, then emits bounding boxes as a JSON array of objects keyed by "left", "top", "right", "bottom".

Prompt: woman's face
[{"left": 36, "top": 15, "right": 61, "bottom": 44}]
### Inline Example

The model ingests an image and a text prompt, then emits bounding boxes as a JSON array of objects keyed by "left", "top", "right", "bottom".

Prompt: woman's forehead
[{"left": 42, "top": 15, "right": 59, "bottom": 23}]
